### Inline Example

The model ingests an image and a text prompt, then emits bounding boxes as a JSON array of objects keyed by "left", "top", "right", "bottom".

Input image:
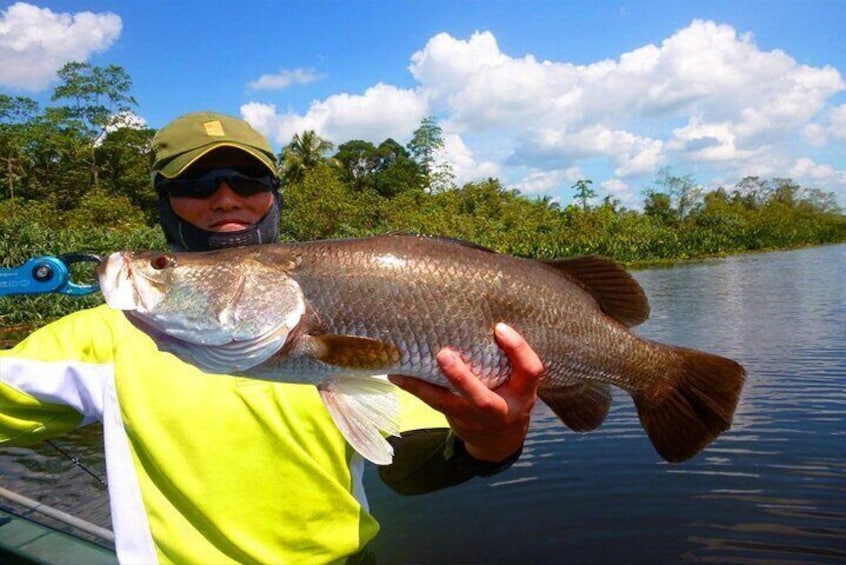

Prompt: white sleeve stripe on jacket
[
  {"left": 1, "top": 358, "right": 112, "bottom": 425},
  {"left": 2, "top": 357, "right": 160, "bottom": 562},
  {"left": 100, "top": 375, "right": 159, "bottom": 563}
]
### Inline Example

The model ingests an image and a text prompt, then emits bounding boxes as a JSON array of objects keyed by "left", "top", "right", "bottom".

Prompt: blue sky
[{"left": 2, "top": 0, "right": 845, "bottom": 208}]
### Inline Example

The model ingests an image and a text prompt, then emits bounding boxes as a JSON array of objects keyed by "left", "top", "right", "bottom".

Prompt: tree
[
  {"left": 50, "top": 62, "right": 138, "bottom": 190},
  {"left": 0, "top": 95, "right": 40, "bottom": 200},
  {"left": 373, "top": 139, "right": 423, "bottom": 197},
  {"left": 653, "top": 167, "right": 701, "bottom": 221},
  {"left": 279, "top": 163, "right": 380, "bottom": 240},
  {"left": 334, "top": 140, "right": 380, "bottom": 192},
  {"left": 333, "top": 138, "right": 423, "bottom": 197},
  {"left": 97, "top": 126, "right": 158, "bottom": 223},
  {"left": 770, "top": 178, "right": 802, "bottom": 207},
  {"left": 643, "top": 190, "right": 674, "bottom": 225},
  {"left": 407, "top": 116, "right": 454, "bottom": 191},
  {"left": 279, "top": 130, "right": 335, "bottom": 186},
  {"left": 802, "top": 187, "right": 841, "bottom": 214},
  {"left": 571, "top": 179, "right": 596, "bottom": 211},
  {"left": 23, "top": 108, "right": 92, "bottom": 208},
  {"left": 733, "top": 176, "right": 769, "bottom": 210}
]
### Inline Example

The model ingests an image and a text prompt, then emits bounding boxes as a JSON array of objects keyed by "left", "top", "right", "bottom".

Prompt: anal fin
[{"left": 538, "top": 381, "right": 613, "bottom": 432}]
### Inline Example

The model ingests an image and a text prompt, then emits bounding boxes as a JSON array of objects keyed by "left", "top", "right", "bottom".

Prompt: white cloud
[
  {"left": 801, "top": 104, "right": 846, "bottom": 147},
  {"left": 0, "top": 2, "right": 121, "bottom": 91},
  {"left": 802, "top": 123, "right": 828, "bottom": 147},
  {"left": 440, "top": 133, "right": 500, "bottom": 185},
  {"left": 514, "top": 125, "right": 664, "bottom": 178},
  {"left": 243, "top": 83, "right": 427, "bottom": 148},
  {"left": 246, "top": 21, "right": 846, "bottom": 205},
  {"left": 404, "top": 21, "right": 844, "bottom": 188},
  {"left": 246, "top": 68, "right": 325, "bottom": 91},
  {"left": 667, "top": 119, "right": 764, "bottom": 163},
  {"left": 513, "top": 167, "right": 582, "bottom": 196},
  {"left": 831, "top": 105, "right": 846, "bottom": 141},
  {"left": 790, "top": 157, "right": 836, "bottom": 181},
  {"left": 601, "top": 178, "right": 628, "bottom": 194},
  {"left": 95, "top": 110, "right": 147, "bottom": 146},
  {"left": 600, "top": 178, "right": 640, "bottom": 208},
  {"left": 109, "top": 110, "right": 146, "bottom": 130}
]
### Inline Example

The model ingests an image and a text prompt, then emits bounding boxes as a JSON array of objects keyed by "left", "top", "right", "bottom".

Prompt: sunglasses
[{"left": 156, "top": 167, "right": 279, "bottom": 199}]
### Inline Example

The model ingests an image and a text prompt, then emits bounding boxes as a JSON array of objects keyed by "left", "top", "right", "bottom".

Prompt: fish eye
[{"left": 150, "top": 254, "right": 176, "bottom": 270}]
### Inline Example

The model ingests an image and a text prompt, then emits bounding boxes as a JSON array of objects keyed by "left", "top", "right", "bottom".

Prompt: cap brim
[{"left": 157, "top": 142, "right": 277, "bottom": 178}]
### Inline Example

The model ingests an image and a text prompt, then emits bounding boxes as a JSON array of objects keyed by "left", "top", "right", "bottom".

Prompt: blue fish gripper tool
[{"left": 0, "top": 254, "right": 102, "bottom": 296}]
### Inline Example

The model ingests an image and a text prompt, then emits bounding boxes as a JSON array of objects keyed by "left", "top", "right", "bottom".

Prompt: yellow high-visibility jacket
[{"left": 0, "top": 305, "right": 449, "bottom": 564}]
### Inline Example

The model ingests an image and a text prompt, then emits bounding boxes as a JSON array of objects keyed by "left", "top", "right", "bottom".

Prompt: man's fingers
[
  {"left": 389, "top": 374, "right": 459, "bottom": 414},
  {"left": 436, "top": 349, "right": 493, "bottom": 405},
  {"left": 495, "top": 323, "right": 544, "bottom": 395}
]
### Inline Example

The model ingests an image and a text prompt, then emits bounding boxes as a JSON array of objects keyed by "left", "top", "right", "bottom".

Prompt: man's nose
[{"left": 209, "top": 181, "right": 241, "bottom": 208}]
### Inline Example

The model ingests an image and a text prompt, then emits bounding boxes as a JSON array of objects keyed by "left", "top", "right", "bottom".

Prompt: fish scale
[{"left": 289, "top": 242, "right": 517, "bottom": 386}]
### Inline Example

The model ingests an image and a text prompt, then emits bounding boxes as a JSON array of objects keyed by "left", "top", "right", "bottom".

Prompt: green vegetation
[{"left": 2, "top": 63, "right": 845, "bottom": 330}]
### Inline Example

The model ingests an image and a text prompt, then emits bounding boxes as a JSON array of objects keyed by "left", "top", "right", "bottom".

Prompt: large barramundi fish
[{"left": 99, "top": 234, "right": 745, "bottom": 465}]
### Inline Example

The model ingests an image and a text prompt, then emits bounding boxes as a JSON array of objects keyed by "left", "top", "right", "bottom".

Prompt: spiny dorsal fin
[{"left": 545, "top": 255, "right": 650, "bottom": 327}]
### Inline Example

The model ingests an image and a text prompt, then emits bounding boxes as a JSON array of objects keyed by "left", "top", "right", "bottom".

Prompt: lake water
[{"left": 2, "top": 244, "right": 845, "bottom": 563}]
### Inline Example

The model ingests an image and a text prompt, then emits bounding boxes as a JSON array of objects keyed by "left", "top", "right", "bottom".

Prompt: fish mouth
[
  {"left": 99, "top": 252, "right": 132, "bottom": 310},
  {"left": 99, "top": 252, "right": 161, "bottom": 313}
]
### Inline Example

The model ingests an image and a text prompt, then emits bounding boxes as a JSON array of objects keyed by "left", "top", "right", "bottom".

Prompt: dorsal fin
[{"left": 545, "top": 255, "right": 650, "bottom": 327}]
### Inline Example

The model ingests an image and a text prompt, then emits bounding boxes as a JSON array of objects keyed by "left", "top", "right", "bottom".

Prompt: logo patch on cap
[{"left": 203, "top": 120, "right": 225, "bottom": 136}]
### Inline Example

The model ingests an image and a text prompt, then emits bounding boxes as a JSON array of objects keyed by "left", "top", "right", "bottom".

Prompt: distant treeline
[{"left": 1, "top": 62, "right": 845, "bottom": 328}]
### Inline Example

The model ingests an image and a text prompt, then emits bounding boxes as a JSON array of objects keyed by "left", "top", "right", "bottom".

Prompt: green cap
[{"left": 152, "top": 111, "right": 277, "bottom": 178}]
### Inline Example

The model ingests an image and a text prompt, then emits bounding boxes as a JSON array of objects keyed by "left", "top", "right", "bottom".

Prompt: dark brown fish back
[{"left": 543, "top": 255, "right": 650, "bottom": 327}]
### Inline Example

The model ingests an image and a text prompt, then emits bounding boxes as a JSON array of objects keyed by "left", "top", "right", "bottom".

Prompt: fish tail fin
[{"left": 634, "top": 346, "right": 745, "bottom": 462}]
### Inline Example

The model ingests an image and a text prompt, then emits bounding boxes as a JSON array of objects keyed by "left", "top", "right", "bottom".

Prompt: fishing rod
[{"left": 44, "top": 439, "right": 107, "bottom": 487}]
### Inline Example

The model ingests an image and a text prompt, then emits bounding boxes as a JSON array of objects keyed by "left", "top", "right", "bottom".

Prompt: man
[{"left": 0, "top": 112, "right": 542, "bottom": 563}]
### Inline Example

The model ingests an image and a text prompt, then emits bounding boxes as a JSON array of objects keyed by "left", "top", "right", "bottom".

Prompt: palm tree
[{"left": 279, "top": 130, "right": 335, "bottom": 186}]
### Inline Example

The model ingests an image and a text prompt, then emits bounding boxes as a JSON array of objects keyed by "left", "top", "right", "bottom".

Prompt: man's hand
[{"left": 389, "top": 323, "right": 544, "bottom": 462}]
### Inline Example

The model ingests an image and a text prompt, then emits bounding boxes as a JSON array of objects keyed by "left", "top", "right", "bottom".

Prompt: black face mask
[{"left": 157, "top": 191, "right": 282, "bottom": 251}]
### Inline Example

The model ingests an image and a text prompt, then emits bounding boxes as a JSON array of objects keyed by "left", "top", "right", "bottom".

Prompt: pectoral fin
[
  {"left": 306, "top": 334, "right": 402, "bottom": 370},
  {"left": 318, "top": 377, "right": 401, "bottom": 465}
]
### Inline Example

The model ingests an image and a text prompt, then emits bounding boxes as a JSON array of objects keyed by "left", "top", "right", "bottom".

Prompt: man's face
[
  {"left": 166, "top": 149, "right": 276, "bottom": 233},
  {"left": 169, "top": 180, "right": 275, "bottom": 233}
]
